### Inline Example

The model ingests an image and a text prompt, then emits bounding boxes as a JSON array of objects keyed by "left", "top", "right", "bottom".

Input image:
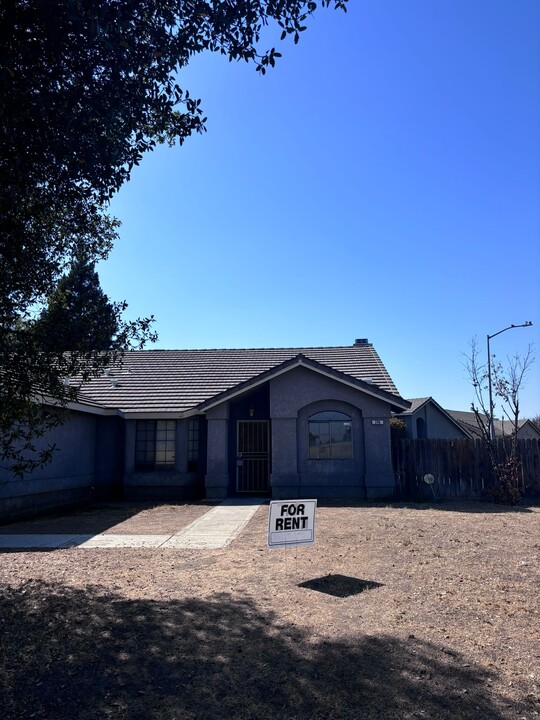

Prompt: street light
[{"left": 487, "top": 321, "right": 533, "bottom": 440}]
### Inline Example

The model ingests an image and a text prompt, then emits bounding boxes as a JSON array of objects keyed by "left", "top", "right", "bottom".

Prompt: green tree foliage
[
  {"left": 2, "top": 256, "right": 156, "bottom": 477},
  {"left": 33, "top": 257, "right": 157, "bottom": 360},
  {"left": 389, "top": 416, "right": 407, "bottom": 441},
  {"left": 1, "top": 0, "right": 347, "bottom": 475},
  {"left": 35, "top": 258, "right": 120, "bottom": 354}
]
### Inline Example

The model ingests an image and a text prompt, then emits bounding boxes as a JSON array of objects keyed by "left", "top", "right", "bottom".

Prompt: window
[
  {"left": 135, "top": 420, "right": 176, "bottom": 471},
  {"left": 308, "top": 411, "right": 353, "bottom": 460},
  {"left": 187, "top": 418, "right": 200, "bottom": 472}
]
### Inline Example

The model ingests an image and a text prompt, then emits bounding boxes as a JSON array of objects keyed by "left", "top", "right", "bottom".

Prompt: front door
[{"left": 236, "top": 420, "right": 270, "bottom": 493}]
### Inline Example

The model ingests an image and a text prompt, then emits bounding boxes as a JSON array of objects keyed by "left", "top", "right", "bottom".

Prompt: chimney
[{"left": 354, "top": 338, "right": 369, "bottom": 346}]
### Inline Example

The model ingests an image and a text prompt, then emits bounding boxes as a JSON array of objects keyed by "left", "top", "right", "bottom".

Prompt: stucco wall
[
  {"left": 404, "top": 403, "right": 467, "bottom": 440},
  {"left": 269, "top": 366, "right": 395, "bottom": 500},
  {"left": 0, "top": 410, "right": 101, "bottom": 521},
  {"left": 516, "top": 423, "right": 540, "bottom": 440},
  {"left": 204, "top": 405, "right": 230, "bottom": 500}
]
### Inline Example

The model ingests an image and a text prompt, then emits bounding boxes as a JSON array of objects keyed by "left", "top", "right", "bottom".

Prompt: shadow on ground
[
  {"left": 391, "top": 500, "right": 535, "bottom": 514},
  {"left": 0, "top": 581, "right": 529, "bottom": 720},
  {"left": 314, "top": 499, "right": 535, "bottom": 513},
  {"left": 0, "top": 501, "right": 152, "bottom": 533},
  {"left": 298, "top": 574, "right": 384, "bottom": 598},
  {"left": 0, "top": 501, "right": 202, "bottom": 535}
]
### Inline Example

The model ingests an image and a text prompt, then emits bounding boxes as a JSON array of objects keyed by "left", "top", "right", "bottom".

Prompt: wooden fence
[{"left": 392, "top": 438, "right": 540, "bottom": 502}]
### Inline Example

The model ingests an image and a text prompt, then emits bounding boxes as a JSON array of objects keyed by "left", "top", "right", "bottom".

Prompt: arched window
[{"left": 308, "top": 411, "right": 353, "bottom": 460}]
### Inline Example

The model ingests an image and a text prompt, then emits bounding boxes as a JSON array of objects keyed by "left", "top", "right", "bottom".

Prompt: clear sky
[{"left": 98, "top": 0, "right": 540, "bottom": 418}]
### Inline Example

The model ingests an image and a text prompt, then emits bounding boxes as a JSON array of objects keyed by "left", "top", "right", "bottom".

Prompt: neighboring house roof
[
  {"left": 516, "top": 419, "right": 540, "bottom": 438},
  {"left": 445, "top": 410, "right": 487, "bottom": 438},
  {"left": 399, "top": 397, "right": 473, "bottom": 437},
  {"left": 76, "top": 343, "right": 405, "bottom": 415},
  {"left": 445, "top": 410, "right": 540, "bottom": 438},
  {"left": 399, "top": 397, "right": 431, "bottom": 415}
]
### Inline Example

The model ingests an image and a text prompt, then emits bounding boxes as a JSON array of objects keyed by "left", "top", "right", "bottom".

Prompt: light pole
[{"left": 487, "top": 321, "right": 533, "bottom": 440}]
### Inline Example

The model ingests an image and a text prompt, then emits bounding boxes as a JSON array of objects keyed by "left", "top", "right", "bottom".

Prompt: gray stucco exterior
[
  {"left": 1, "top": 344, "right": 409, "bottom": 520},
  {"left": 0, "top": 410, "right": 123, "bottom": 521},
  {"left": 204, "top": 365, "right": 397, "bottom": 501},
  {"left": 399, "top": 398, "right": 469, "bottom": 440}
]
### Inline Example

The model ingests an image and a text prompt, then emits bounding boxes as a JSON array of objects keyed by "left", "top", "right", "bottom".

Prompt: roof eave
[{"left": 37, "top": 392, "right": 117, "bottom": 417}]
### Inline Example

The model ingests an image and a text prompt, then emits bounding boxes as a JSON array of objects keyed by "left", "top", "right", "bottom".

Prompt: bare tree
[{"left": 465, "top": 338, "right": 535, "bottom": 504}]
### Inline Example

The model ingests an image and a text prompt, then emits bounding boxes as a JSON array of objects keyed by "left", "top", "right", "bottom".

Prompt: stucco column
[
  {"left": 363, "top": 417, "right": 395, "bottom": 499},
  {"left": 175, "top": 419, "right": 189, "bottom": 473},
  {"left": 270, "top": 417, "right": 300, "bottom": 499},
  {"left": 205, "top": 407, "right": 229, "bottom": 500},
  {"left": 124, "top": 420, "right": 136, "bottom": 476}
]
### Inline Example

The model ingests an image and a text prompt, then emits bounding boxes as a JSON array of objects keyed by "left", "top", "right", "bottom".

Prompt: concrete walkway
[{"left": 0, "top": 499, "right": 263, "bottom": 550}]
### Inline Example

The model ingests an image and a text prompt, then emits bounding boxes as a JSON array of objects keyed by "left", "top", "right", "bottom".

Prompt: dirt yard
[{"left": 0, "top": 501, "right": 539, "bottom": 720}]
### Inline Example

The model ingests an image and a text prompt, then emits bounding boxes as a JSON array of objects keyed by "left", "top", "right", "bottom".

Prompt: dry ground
[{"left": 0, "top": 501, "right": 539, "bottom": 720}]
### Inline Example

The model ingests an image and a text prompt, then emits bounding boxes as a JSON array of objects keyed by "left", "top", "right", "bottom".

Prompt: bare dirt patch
[{"left": 0, "top": 501, "right": 539, "bottom": 720}]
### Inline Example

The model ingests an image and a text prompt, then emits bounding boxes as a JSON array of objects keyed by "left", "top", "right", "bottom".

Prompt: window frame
[
  {"left": 187, "top": 417, "right": 200, "bottom": 472},
  {"left": 135, "top": 419, "right": 176, "bottom": 472},
  {"left": 308, "top": 411, "right": 353, "bottom": 460}
]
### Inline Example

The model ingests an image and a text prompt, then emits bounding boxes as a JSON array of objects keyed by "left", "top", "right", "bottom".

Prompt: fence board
[{"left": 393, "top": 438, "right": 540, "bottom": 501}]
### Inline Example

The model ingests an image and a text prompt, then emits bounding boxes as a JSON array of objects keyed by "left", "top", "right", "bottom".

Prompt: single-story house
[
  {"left": 397, "top": 397, "right": 471, "bottom": 440},
  {"left": 0, "top": 339, "right": 411, "bottom": 519},
  {"left": 445, "top": 410, "right": 540, "bottom": 440}
]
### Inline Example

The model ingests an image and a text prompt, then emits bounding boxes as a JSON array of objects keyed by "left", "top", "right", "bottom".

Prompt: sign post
[{"left": 267, "top": 499, "right": 317, "bottom": 549}]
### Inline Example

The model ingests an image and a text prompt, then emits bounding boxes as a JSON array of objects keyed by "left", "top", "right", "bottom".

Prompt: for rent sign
[{"left": 268, "top": 500, "right": 317, "bottom": 549}]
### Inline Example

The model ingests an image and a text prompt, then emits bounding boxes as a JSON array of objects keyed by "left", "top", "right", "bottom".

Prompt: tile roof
[
  {"left": 445, "top": 410, "right": 539, "bottom": 438},
  {"left": 398, "top": 398, "right": 472, "bottom": 437},
  {"left": 76, "top": 343, "right": 402, "bottom": 415},
  {"left": 399, "top": 397, "right": 431, "bottom": 415},
  {"left": 445, "top": 410, "right": 485, "bottom": 437}
]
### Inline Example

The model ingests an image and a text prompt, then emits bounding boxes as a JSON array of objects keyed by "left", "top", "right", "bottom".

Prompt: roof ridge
[{"left": 126, "top": 344, "right": 370, "bottom": 352}]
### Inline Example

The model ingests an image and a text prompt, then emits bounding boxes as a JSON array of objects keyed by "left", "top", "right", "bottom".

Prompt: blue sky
[{"left": 98, "top": 0, "right": 540, "bottom": 417}]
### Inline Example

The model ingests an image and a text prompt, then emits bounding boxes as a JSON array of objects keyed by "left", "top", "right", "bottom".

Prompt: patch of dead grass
[{"left": 0, "top": 501, "right": 539, "bottom": 719}]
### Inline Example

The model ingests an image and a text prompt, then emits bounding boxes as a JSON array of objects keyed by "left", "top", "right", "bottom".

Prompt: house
[
  {"left": 0, "top": 339, "right": 410, "bottom": 519},
  {"left": 397, "top": 397, "right": 471, "bottom": 440},
  {"left": 395, "top": 400, "right": 540, "bottom": 441},
  {"left": 445, "top": 410, "right": 540, "bottom": 440}
]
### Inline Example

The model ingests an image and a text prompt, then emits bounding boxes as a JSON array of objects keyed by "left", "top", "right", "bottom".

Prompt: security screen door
[{"left": 236, "top": 420, "right": 269, "bottom": 493}]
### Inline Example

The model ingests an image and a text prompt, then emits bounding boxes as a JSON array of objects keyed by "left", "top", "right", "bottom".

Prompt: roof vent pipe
[{"left": 355, "top": 338, "right": 369, "bottom": 345}]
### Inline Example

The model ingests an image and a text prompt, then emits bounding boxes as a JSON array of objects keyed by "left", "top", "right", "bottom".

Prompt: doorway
[{"left": 236, "top": 420, "right": 270, "bottom": 493}]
